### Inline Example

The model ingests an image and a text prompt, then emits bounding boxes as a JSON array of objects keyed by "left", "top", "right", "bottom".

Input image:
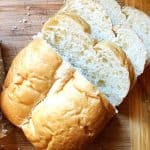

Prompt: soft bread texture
[
  {"left": 42, "top": 13, "right": 134, "bottom": 106},
  {"left": 1, "top": 1, "right": 149, "bottom": 149},
  {"left": 93, "top": 42, "right": 135, "bottom": 105},
  {"left": 59, "top": 1, "right": 146, "bottom": 77},
  {"left": 1, "top": 39, "right": 115, "bottom": 149},
  {"left": 95, "top": 0, "right": 126, "bottom": 25},
  {"left": 112, "top": 25, "right": 147, "bottom": 76},
  {"left": 60, "top": 0, "right": 115, "bottom": 40},
  {"left": 122, "top": 6, "right": 150, "bottom": 65}
]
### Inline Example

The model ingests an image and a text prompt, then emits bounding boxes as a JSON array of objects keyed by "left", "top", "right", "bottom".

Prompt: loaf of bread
[
  {"left": 0, "top": 0, "right": 149, "bottom": 149},
  {"left": 1, "top": 39, "right": 115, "bottom": 149}
]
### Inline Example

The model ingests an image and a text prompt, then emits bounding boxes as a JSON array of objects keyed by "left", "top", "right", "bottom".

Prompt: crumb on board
[
  {"left": 0, "top": 144, "right": 5, "bottom": 149},
  {"left": 26, "top": 12, "right": 31, "bottom": 16},
  {"left": 26, "top": 6, "right": 31, "bottom": 10},
  {"left": 22, "top": 18, "right": 28, "bottom": 23},
  {"left": 11, "top": 26, "right": 17, "bottom": 31},
  {"left": 19, "top": 18, "right": 28, "bottom": 24},
  {"left": 0, "top": 114, "right": 13, "bottom": 139}
]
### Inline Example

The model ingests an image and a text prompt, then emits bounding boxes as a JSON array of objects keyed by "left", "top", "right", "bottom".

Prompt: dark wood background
[{"left": 0, "top": 0, "right": 150, "bottom": 150}]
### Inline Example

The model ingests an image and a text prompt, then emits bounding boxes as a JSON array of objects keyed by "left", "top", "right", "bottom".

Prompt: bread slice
[
  {"left": 59, "top": 1, "right": 146, "bottom": 76},
  {"left": 112, "top": 25, "right": 147, "bottom": 76},
  {"left": 59, "top": 0, "right": 115, "bottom": 40},
  {"left": 92, "top": 41, "right": 134, "bottom": 106},
  {"left": 95, "top": 0, "right": 126, "bottom": 25},
  {"left": 42, "top": 13, "right": 133, "bottom": 106},
  {"left": 42, "top": 13, "right": 93, "bottom": 56},
  {"left": 1, "top": 38, "right": 115, "bottom": 149},
  {"left": 122, "top": 6, "right": 150, "bottom": 65}
]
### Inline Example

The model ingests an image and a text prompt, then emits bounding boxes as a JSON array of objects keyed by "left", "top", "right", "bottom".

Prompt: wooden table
[{"left": 0, "top": 0, "right": 150, "bottom": 150}]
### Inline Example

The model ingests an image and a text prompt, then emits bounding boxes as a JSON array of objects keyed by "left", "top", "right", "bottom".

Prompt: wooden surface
[{"left": 0, "top": 0, "right": 150, "bottom": 150}]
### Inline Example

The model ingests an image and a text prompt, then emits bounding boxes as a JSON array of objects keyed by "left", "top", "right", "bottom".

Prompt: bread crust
[
  {"left": 22, "top": 71, "right": 115, "bottom": 150},
  {"left": 42, "top": 13, "right": 91, "bottom": 37},
  {"left": 0, "top": 1, "right": 148, "bottom": 149},
  {"left": 95, "top": 41, "right": 136, "bottom": 88},
  {"left": 1, "top": 39, "right": 62, "bottom": 126},
  {"left": 1, "top": 39, "right": 115, "bottom": 149}
]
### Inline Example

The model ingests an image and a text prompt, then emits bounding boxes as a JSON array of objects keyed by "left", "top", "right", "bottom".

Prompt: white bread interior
[
  {"left": 59, "top": 1, "right": 146, "bottom": 77},
  {"left": 122, "top": 6, "right": 150, "bottom": 65},
  {"left": 60, "top": 0, "right": 115, "bottom": 40},
  {"left": 112, "top": 25, "right": 147, "bottom": 76},
  {"left": 42, "top": 13, "right": 134, "bottom": 106},
  {"left": 95, "top": 0, "right": 126, "bottom": 25}
]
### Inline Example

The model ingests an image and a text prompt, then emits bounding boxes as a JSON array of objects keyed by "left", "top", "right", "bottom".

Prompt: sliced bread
[
  {"left": 60, "top": 1, "right": 146, "bottom": 77},
  {"left": 95, "top": 0, "right": 126, "bottom": 25},
  {"left": 1, "top": 38, "right": 115, "bottom": 149},
  {"left": 59, "top": 0, "right": 115, "bottom": 40},
  {"left": 112, "top": 25, "right": 147, "bottom": 76},
  {"left": 42, "top": 14, "right": 133, "bottom": 106},
  {"left": 92, "top": 41, "right": 134, "bottom": 106},
  {"left": 122, "top": 6, "right": 150, "bottom": 65}
]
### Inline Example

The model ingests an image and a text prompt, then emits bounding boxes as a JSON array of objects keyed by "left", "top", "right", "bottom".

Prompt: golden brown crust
[
  {"left": 1, "top": 39, "right": 62, "bottom": 126},
  {"left": 22, "top": 72, "right": 115, "bottom": 150},
  {"left": 42, "top": 13, "right": 91, "bottom": 35},
  {"left": 1, "top": 38, "right": 115, "bottom": 149},
  {"left": 94, "top": 41, "right": 136, "bottom": 88}
]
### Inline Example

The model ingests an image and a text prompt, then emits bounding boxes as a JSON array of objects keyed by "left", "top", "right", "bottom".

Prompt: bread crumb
[
  {"left": 26, "top": 12, "right": 31, "bottom": 16},
  {"left": 22, "top": 18, "right": 28, "bottom": 23},
  {"left": 26, "top": 6, "right": 31, "bottom": 10},
  {"left": 19, "top": 18, "right": 28, "bottom": 24},
  {"left": 115, "top": 109, "right": 119, "bottom": 113},
  {"left": 0, "top": 112, "right": 13, "bottom": 139},
  {"left": 11, "top": 26, "right": 17, "bottom": 31},
  {"left": 0, "top": 145, "right": 5, "bottom": 149}
]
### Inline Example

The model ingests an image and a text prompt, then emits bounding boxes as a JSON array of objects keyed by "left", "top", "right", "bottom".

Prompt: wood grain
[{"left": 0, "top": 0, "right": 149, "bottom": 150}]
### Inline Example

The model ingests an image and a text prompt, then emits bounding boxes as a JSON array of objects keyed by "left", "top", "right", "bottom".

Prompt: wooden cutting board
[{"left": 0, "top": 0, "right": 150, "bottom": 150}]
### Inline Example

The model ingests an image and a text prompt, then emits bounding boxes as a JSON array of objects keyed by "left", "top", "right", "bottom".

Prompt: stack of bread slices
[{"left": 1, "top": 0, "right": 149, "bottom": 149}]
